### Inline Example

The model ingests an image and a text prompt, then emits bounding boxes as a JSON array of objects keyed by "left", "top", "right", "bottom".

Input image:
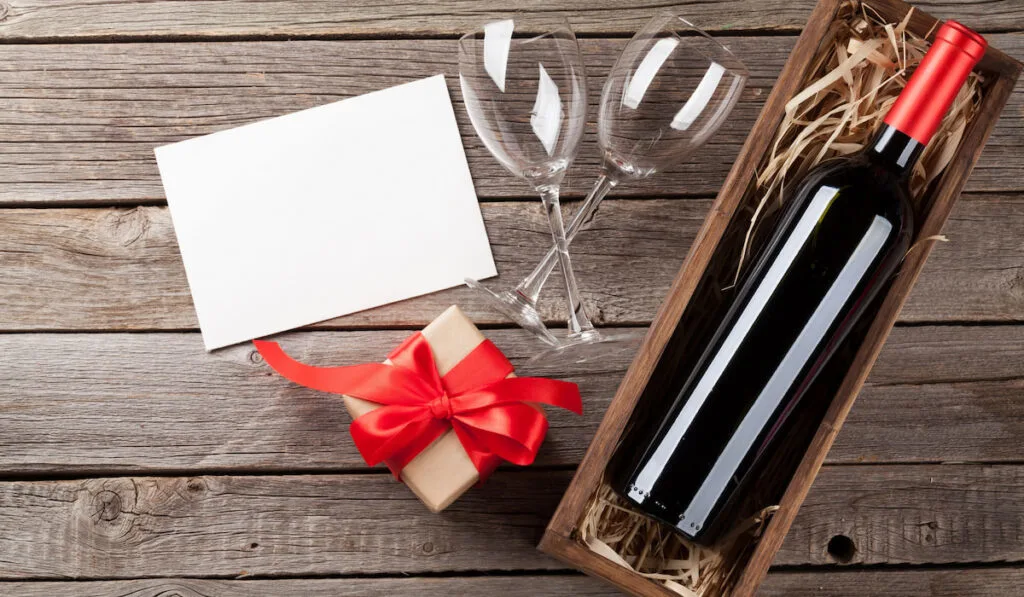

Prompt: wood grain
[
  {"left": 0, "top": 0, "right": 1020, "bottom": 39},
  {"left": 539, "top": 536, "right": 680, "bottom": 597},
  {"left": 1, "top": 196, "right": 1021, "bottom": 333},
  {"left": 0, "top": 466, "right": 1017, "bottom": 579},
  {"left": 780, "top": 465, "right": 1024, "bottom": 566},
  {"left": 0, "top": 36, "right": 1021, "bottom": 206},
  {"left": 0, "top": 576, "right": 624, "bottom": 597},
  {"left": 0, "top": 325, "right": 1018, "bottom": 475},
  {"left": 0, "top": 568, "right": 1019, "bottom": 597},
  {"left": 0, "top": 37, "right": 767, "bottom": 204},
  {"left": 759, "top": 567, "right": 1024, "bottom": 596}
]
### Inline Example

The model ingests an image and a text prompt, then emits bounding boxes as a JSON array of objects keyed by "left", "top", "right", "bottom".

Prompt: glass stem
[
  {"left": 537, "top": 184, "right": 595, "bottom": 336},
  {"left": 516, "top": 172, "right": 618, "bottom": 306}
]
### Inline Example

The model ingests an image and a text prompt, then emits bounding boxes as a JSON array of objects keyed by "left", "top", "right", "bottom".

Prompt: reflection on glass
[
  {"left": 531, "top": 64, "right": 563, "bottom": 155},
  {"left": 677, "top": 214, "right": 892, "bottom": 527},
  {"left": 609, "top": 137, "right": 913, "bottom": 541},
  {"left": 483, "top": 19, "right": 513, "bottom": 92},
  {"left": 628, "top": 186, "right": 843, "bottom": 500},
  {"left": 671, "top": 61, "right": 726, "bottom": 131},
  {"left": 624, "top": 37, "right": 680, "bottom": 109}
]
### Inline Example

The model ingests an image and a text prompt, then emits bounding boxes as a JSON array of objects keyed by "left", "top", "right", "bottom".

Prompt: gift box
[
  {"left": 343, "top": 305, "right": 491, "bottom": 511},
  {"left": 257, "top": 305, "right": 582, "bottom": 513},
  {"left": 344, "top": 305, "right": 510, "bottom": 512},
  {"left": 538, "top": 1, "right": 1021, "bottom": 595}
]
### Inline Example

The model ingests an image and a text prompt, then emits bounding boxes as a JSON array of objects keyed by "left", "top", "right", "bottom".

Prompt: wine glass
[
  {"left": 459, "top": 17, "right": 603, "bottom": 351},
  {"left": 465, "top": 13, "right": 749, "bottom": 348}
]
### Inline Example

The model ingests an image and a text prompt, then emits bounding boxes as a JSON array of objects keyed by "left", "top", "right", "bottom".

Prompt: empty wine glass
[
  {"left": 459, "top": 17, "right": 604, "bottom": 351},
  {"left": 465, "top": 13, "right": 749, "bottom": 347}
]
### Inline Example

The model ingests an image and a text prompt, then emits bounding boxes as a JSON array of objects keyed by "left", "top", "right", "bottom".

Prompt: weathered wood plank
[
  {"left": 0, "top": 36, "right": 1021, "bottom": 205},
  {"left": 0, "top": 466, "right": 1017, "bottom": 578},
  {"left": 760, "top": 567, "right": 1024, "bottom": 596},
  {"left": 1, "top": 196, "right": 1021, "bottom": 332},
  {"left": 865, "top": 324, "right": 1024, "bottom": 386},
  {"left": 0, "top": 576, "right": 623, "bottom": 597},
  {"left": 0, "top": 325, "right": 1018, "bottom": 475},
  {"left": 842, "top": 379, "right": 1024, "bottom": 465},
  {"left": 1, "top": 568, "right": 1021, "bottom": 597},
  {"left": 0, "top": 0, "right": 1020, "bottom": 39},
  {"left": 0, "top": 199, "right": 699, "bottom": 330},
  {"left": 780, "top": 465, "right": 1024, "bottom": 566}
]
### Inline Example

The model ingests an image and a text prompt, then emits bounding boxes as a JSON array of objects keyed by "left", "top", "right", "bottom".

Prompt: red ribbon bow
[{"left": 254, "top": 333, "right": 582, "bottom": 482}]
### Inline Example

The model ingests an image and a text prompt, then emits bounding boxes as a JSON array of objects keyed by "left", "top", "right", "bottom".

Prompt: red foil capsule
[{"left": 883, "top": 20, "right": 987, "bottom": 145}]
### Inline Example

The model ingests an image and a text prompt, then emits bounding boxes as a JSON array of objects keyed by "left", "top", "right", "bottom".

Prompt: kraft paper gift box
[{"left": 343, "top": 305, "right": 510, "bottom": 512}]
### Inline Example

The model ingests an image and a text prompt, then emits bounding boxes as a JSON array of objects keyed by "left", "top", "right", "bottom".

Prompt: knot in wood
[
  {"left": 94, "top": 490, "right": 122, "bottom": 521},
  {"left": 75, "top": 478, "right": 139, "bottom": 540},
  {"left": 0, "top": 3, "right": 9, "bottom": 23},
  {"left": 108, "top": 207, "right": 151, "bottom": 247}
]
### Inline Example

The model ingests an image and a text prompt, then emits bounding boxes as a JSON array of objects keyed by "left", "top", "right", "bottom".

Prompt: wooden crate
[{"left": 538, "top": 0, "right": 1022, "bottom": 595}]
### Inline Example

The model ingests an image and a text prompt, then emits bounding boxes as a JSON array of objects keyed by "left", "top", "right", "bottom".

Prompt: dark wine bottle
[{"left": 609, "top": 21, "right": 987, "bottom": 543}]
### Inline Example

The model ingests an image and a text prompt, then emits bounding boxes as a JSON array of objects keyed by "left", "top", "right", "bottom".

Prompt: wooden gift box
[{"left": 538, "top": 0, "right": 1022, "bottom": 595}]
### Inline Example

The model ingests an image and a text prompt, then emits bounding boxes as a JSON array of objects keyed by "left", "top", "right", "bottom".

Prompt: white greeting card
[{"left": 155, "top": 74, "right": 496, "bottom": 350}]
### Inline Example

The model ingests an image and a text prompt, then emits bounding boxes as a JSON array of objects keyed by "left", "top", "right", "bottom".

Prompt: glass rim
[{"left": 649, "top": 12, "right": 750, "bottom": 77}]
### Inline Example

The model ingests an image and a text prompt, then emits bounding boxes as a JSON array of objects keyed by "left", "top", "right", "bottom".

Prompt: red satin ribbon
[{"left": 254, "top": 333, "right": 582, "bottom": 481}]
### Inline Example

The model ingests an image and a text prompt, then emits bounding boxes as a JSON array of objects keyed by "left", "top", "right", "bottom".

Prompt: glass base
[
  {"left": 465, "top": 277, "right": 560, "bottom": 346},
  {"left": 465, "top": 278, "right": 645, "bottom": 369},
  {"left": 526, "top": 328, "right": 646, "bottom": 368}
]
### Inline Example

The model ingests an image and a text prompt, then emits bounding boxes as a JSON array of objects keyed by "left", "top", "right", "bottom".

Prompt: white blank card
[{"left": 155, "top": 75, "right": 496, "bottom": 350}]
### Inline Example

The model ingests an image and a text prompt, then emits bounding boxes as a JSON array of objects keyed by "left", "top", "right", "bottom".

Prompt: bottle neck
[
  {"left": 865, "top": 21, "right": 985, "bottom": 178},
  {"left": 882, "top": 21, "right": 985, "bottom": 145},
  {"left": 865, "top": 124, "right": 924, "bottom": 177}
]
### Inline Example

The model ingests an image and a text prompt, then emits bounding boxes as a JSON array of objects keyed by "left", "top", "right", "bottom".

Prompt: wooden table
[{"left": 0, "top": 1, "right": 1021, "bottom": 595}]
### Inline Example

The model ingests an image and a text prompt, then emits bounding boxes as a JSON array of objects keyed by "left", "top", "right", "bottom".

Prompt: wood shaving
[{"left": 578, "top": 483, "right": 777, "bottom": 596}]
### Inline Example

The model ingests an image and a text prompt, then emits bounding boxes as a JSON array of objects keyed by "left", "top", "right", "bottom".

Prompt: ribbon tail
[{"left": 254, "top": 340, "right": 438, "bottom": 404}]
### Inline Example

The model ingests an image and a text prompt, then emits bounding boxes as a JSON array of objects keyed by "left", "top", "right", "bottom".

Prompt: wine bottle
[{"left": 609, "top": 21, "right": 987, "bottom": 543}]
